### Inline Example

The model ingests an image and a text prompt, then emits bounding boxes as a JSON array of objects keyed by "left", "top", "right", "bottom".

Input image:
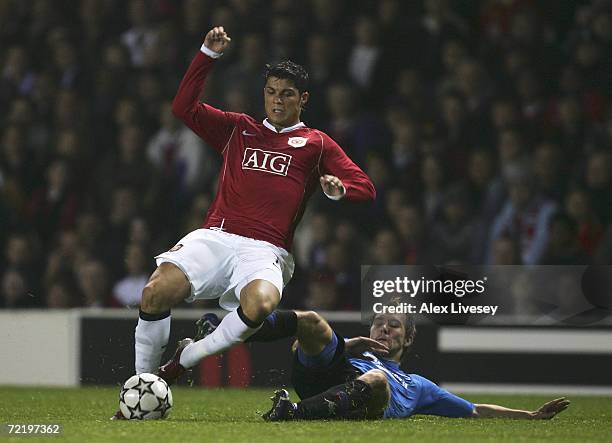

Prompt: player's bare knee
[
  {"left": 360, "top": 370, "right": 390, "bottom": 398},
  {"left": 258, "top": 299, "right": 277, "bottom": 320},
  {"left": 241, "top": 283, "right": 280, "bottom": 323}
]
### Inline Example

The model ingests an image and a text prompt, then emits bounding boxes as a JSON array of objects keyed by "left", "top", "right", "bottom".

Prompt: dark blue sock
[{"left": 245, "top": 310, "right": 297, "bottom": 342}]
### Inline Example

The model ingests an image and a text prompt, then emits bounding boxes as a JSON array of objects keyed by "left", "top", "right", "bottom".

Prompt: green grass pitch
[{"left": 1, "top": 387, "right": 612, "bottom": 442}]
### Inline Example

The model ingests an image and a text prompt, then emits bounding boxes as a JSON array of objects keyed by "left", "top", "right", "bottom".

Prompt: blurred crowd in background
[{"left": 1, "top": 0, "right": 611, "bottom": 311}]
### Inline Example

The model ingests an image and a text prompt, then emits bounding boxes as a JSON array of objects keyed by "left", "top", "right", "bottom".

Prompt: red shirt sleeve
[
  {"left": 171, "top": 51, "right": 242, "bottom": 154},
  {"left": 318, "top": 131, "right": 376, "bottom": 201}
]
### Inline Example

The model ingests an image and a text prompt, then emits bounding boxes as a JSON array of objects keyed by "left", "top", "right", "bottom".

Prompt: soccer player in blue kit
[{"left": 228, "top": 310, "right": 570, "bottom": 421}]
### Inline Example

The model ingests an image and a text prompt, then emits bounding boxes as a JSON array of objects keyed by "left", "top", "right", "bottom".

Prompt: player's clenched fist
[
  {"left": 320, "top": 174, "right": 345, "bottom": 198},
  {"left": 204, "top": 26, "right": 231, "bottom": 53}
]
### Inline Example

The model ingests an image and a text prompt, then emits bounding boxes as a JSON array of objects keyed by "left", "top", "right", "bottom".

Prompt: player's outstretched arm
[
  {"left": 171, "top": 26, "right": 231, "bottom": 120},
  {"left": 472, "top": 397, "right": 570, "bottom": 419},
  {"left": 172, "top": 26, "right": 237, "bottom": 153}
]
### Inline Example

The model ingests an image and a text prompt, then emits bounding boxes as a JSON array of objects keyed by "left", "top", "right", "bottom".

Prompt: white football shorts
[{"left": 155, "top": 228, "right": 295, "bottom": 310}]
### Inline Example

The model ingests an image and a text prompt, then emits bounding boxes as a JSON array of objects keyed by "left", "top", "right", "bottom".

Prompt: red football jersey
[{"left": 172, "top": 52, "right": 376, "bottom": 250}]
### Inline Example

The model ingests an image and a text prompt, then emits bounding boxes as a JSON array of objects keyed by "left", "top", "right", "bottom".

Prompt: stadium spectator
[
  {"left": 488, "top": 96, "right": 522, "bottom": 140},
  {"left": 304, "top": 34, "right": 340, "bottom": 128},
  {"left": 322, "top": 241, "right": 359, "bottom": 310},
  {"left": 147, "top": 101, "right": 210, "bottom": 195},
  {"left": 420, "top": 154, "right": 447, "bottom": 222},
  {"left": 46, "top": 276, "right": 78, "bottom": 308},
  {"left": 595, "top": 226, "right": 612, "bottom": 265},
  {"left": 268, "top": 15, "right": 299, "bottom": 62},
  {"left": 128, "top": 217, "right": 153, "bottom": 249},
  {"left": 4, "top": 233, "right": 37, "bottom": 274},
  {"left": 74, "top": 212, "right": 104, "bottom": 259},
  {"left": 325, "top": 83, "right": 370, "bottom": 164},
  {"left": 454, "top": 59, "right": 492, "bottom": 122},
  {"left": 1, "top": 233, "right": 40, "bottom": 305},
  {"left": 42, "top": 230, "right": 86, "bottom": 299},
  {"left": 371, "top": 229, "right": 402, "bottom": 265},
  {"left": 111, "top": 243, "right": 150, "bottom": 308},
  {"left": 181, "top": 192, "right": 212, "bottom": 236},
  {"left": 102, "top": 187, "right": 142, "bottom": 277},
  {"left": 392, "top": 68, "right": 428, "bottom": 117},
  {"left": 491, "top": 234, "right": 521, "bottom": 265},
  {"left": 0, "top": 46, "right": 36, "bottom": 102},
  {"left": 334, "top": 220, "right": 365, "bottom": 267},
  {"left": 121, "top": 0, "right": 160, "bottom": 67},
  {"left": 348, "top": 17, "right": 382, "bottom": 92},
  {"left": 565, "top": 188, "right": 604, "bottom": 256},
  {"left": 437, "top": 92, "right": 473, "bottom": 180},
  {"left": 76, "top": 259, "right": 111, "bottom": 307},
  {"left": 304, "top": 212, "right": 333, "bottom": 271},
  {"left": 26, "top": 159, "right": 80, "bottom": 246},
  {"left": 303, "top": 272, "right": 339, "bottom": 311},
  {"left": 386, "top": 108, "right": 421, "bottom": 180},
  {"left": 496, "top": 128, "right": 528, "bottom": 178},
  {"left": 96, "top": 125, "right": 160, "bottom": 215},
  {"left": 393, "top": 205, "right": 427, "bottom": 265},
  {"left": 1, "top": 269, "right": 32, "bottom": 308},
  {"left": 221, "top": 33, "right": 266, "bottom": 113},
  {"left": 541, "top": 213, "right": 589, "bottom": 265},
  {"left": 584, "top": 150, "right": 612, "bottom": 224},
  {"left": 1, "top": 126, "right": 34, "bottom": 223},
  {"left": 466, "top": 149, "right": 505, "bottom": 224},
  {"left": 533, "top": 141, "right": 566, "bottom": 203},
  {"left": 52, "top": 40, "right": 84, "bottom": 91},
  {"left": 488, "top": 168, "right": 557, "bottom": 265},
  {"left": 54, "top": 90, "right": 88, "bottom": 133},
  {"left": 428, "top": 184, "right": 483, "bottom": 264}
]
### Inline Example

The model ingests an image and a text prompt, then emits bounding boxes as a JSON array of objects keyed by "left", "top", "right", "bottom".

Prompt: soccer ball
[{"left": 119, "top": 373, "right": 173, "bottom": 420}]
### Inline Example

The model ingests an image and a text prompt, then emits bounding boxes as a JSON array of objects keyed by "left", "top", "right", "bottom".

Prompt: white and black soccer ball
[{"left": 119, "top": 373, "right": 173, "bottom": 420}]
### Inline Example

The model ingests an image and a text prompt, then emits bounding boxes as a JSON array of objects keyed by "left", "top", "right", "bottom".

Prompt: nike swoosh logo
[{"left": 242, "top": 130, "right": 256, "bottom": 136}]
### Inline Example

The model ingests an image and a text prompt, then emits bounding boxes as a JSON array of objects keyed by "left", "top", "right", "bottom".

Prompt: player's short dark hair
[{"left": 264, "top": 61, "right": 309, "bottom": 93}]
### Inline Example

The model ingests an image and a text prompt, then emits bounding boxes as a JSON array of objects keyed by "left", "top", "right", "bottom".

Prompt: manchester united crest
[{"left": 287, "top": 137, "right": 308, "bottom": 148}]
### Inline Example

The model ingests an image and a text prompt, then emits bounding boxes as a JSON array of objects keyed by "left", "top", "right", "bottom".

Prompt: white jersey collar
[{"left": 263, "top": 118, "right": 306, "bottom": 133}]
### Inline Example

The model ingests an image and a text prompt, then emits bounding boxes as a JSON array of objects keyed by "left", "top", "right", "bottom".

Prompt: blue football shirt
[{"left": 348, "top": 352, "right": 474, "bottom": 419}]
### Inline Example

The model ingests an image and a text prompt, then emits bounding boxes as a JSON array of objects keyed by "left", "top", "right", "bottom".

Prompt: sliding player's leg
[
  {"left": 261, "top": 311, "right": 390, "bottom": 421},
  {"left": 265, "top": 366, "right": 389, "bottom": 421},
  {"left": 292, "top": 369, "right": 389, "bottom": 420}
]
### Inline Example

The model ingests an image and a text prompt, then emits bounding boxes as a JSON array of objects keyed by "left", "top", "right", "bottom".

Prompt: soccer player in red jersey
[{"left": 115, "top": 26, "right": 375, "bottom": 412}]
